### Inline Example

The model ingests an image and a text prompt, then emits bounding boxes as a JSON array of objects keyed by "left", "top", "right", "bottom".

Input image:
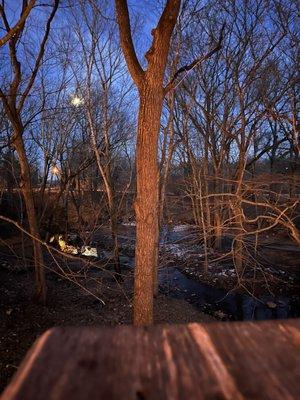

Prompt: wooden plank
[
  {"left": 1, "top": 320, "right": 300, "bottom": 400},
  {"left": 202, "top": 321, "right": 300, "bottom": 399}
]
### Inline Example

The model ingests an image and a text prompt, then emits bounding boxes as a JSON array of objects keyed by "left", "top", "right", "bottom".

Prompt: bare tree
[
  {"left": 115, "top": 0, "right": 224, "bottom": 325},
  {"left": 67, "top": 0, "right": 131, "bottom": 274},
  {"left": 115, "top": 0, "right": 182, "bottom": 325},
  {"left": 0, "top": 0, "right": 59, "bottom": 302}
]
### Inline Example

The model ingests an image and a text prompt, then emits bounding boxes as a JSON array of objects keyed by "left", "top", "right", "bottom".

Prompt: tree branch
[
  {"left": 246, "top": 137, "right": 286, "bottom": 169},
  {"left": 164, "top": 22, "right": 225, "bottom": 94},
  {"left": 144, "top": 0, "right": 181, "bottom": 69},
  {"left": 0, "top": 0, "right": 36, "bottom": 47},
  {"left": 17, "top": 0, "right": 60, "bottom": 112},
  {"left": 115, "top": 0, "right": 144, "bottom": 87}
]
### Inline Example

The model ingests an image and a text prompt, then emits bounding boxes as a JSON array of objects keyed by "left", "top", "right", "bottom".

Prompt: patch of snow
[
  {"left": 210, "top": 266, "right": 237, "bottom": 278},
  {"left": 173, "top": 225, "right": 191, "bottom": 232},
  {"left": 164, "top": 243, "right": 189, "bottom": 258},
  {"left": 217, "top": 271, "right": 228, "bottom": 277},
  {"left": 122, "top": 221, "right": 136, "bottom": 227},
  {"left": 81, "top": 246, "right": 98, "bottom": 258},
  {"left": 227, "top": 269, "right": 236, "bottom": 276}
]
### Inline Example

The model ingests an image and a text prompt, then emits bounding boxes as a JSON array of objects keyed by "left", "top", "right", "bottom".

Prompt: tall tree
[
  {"left": 115, "top": 0, "right": 181, "bottom": 325},
  {"left": 116, "top": 0, "right": 224, "bottom": 325},
  {"left": 0, "top": 0, "right": 59, "bottom": 302}
]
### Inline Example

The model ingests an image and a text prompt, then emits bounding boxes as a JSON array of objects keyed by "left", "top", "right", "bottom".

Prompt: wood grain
[{"left": 2, "top": 320, "right": 300, "bottom": 400}]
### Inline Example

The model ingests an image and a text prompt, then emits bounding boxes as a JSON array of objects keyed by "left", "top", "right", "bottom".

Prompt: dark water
[
  {"left": 105, "top": 225, "right": 299, "bottom": 321},
  {"left": 158, "top": 267, "right": 298, "bottom": 321},
  {"left": 158, "top": 226, "right": 299, "bottom": 321},
  {"left": 159, "top": 227, "right": 300, "bottom": 320}
]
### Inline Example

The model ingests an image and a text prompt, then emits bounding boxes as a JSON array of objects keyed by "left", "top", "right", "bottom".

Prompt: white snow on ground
[
  {"left": 122, "top": 221, "right": 136, "bottom": 227},
  {"left": 214, "top": 267, "right": 236, "bottom": 278},
  {"left": 227, "top": 268, "right": 236, "bottom": 275},
  {"left": 122, "top": 223, "right": 194, "bottom": 230},
  {"left": 81, "top": 246, "right": 98, "bottom": 257},
  {"left": 164, "top": 243, "right": 189, "bottom": 258},
  {"left": 163, "top": 243, "right": 204, "bottom": 259},
  {"left": 163, "top": 241, "right": 237, "bottom": 279},
  {"left": 173, "top": 224, "right": 192, "bottom": 232}
]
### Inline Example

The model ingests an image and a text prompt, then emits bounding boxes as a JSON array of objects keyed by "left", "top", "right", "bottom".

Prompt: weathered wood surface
[{"left": 2, "top": 320, "right": 300, "bottom": 400}]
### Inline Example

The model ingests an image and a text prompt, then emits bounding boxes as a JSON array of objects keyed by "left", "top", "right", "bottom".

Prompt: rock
[
  {"left": 278, "top": 300, "right": 287, "bottom": 306},
  {"left": 122, "top": 221, "right": 136, "bottom": 227},
  {"left": 1, "top": 261, "right": 10, "bottom": 268},
  {"left": 52, "top": 234, "right": 99, "bottom": 257},
  {"left": 49, "top": 236, "right": 56, "bottom": 243},
  {"left": 214, "top": 310, "right": 227, "bottom": 319},
  {"left": 266, "top": 301, "right": 277, "bottom": 309},
  {"left": 58, "top": 235, "right": 79, "bottom": 255}
]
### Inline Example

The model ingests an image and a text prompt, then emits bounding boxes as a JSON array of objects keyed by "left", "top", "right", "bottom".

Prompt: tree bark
[
  {"left": 134, "top": 83, "right": 163, "bottom": 325},
  {"left": 13, "top": 126, "right": 46, "bottom": 302},
  {"left": 116, "top": 0, "right": 181, "bottom": 325}
]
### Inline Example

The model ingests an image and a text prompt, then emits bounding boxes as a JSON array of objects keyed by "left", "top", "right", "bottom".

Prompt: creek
[{"left": 118, "top": 224, "right": 299, "bottom": 321}]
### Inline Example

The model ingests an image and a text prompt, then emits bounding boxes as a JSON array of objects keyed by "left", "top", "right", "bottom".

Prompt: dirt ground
[
  {"left": 0, "top": 263, "right": 213, "bottom": 393},
  {"left": 1, "top": 224, "right": 299, "bottom": 393}
]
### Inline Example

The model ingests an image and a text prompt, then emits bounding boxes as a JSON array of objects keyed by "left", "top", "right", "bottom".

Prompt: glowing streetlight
[
  {"left": 71, "top": 95, "right": 84, "bottom": 107},
  {"left": 51, "top": 165, "right": 60, "bottom": 176}
]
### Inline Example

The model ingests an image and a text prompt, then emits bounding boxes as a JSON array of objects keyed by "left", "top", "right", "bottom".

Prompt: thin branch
[
  {"left": 164, "top": 22, "right": 226, "bottom": 94},
  {"left": 17, "top": 0, "right": 60, "bottom": 112}
]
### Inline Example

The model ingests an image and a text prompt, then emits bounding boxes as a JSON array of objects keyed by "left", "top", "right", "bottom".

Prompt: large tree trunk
[
  {"left": 134, "top": 83, "right": 163, "bottom": 325},
  {"left": 14, "top": 128, "right": 46, "bottom": 303},
  {"left": 116, "top": 0, "right": 187, "bottom": 325}
]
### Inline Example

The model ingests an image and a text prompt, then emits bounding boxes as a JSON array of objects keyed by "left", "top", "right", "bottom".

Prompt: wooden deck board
[{"left": 2, "top": 320, "right": 300, "bottom": 400}]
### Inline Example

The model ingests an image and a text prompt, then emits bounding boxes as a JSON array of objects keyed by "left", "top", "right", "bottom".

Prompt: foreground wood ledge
[{"left": 2, "top": 320, "right": 300, "bottom": 400}]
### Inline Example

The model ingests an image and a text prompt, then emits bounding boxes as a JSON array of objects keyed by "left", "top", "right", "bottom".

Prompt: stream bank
[{"left": 117, "top": 223, "right": 300, "bottom": 321}]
